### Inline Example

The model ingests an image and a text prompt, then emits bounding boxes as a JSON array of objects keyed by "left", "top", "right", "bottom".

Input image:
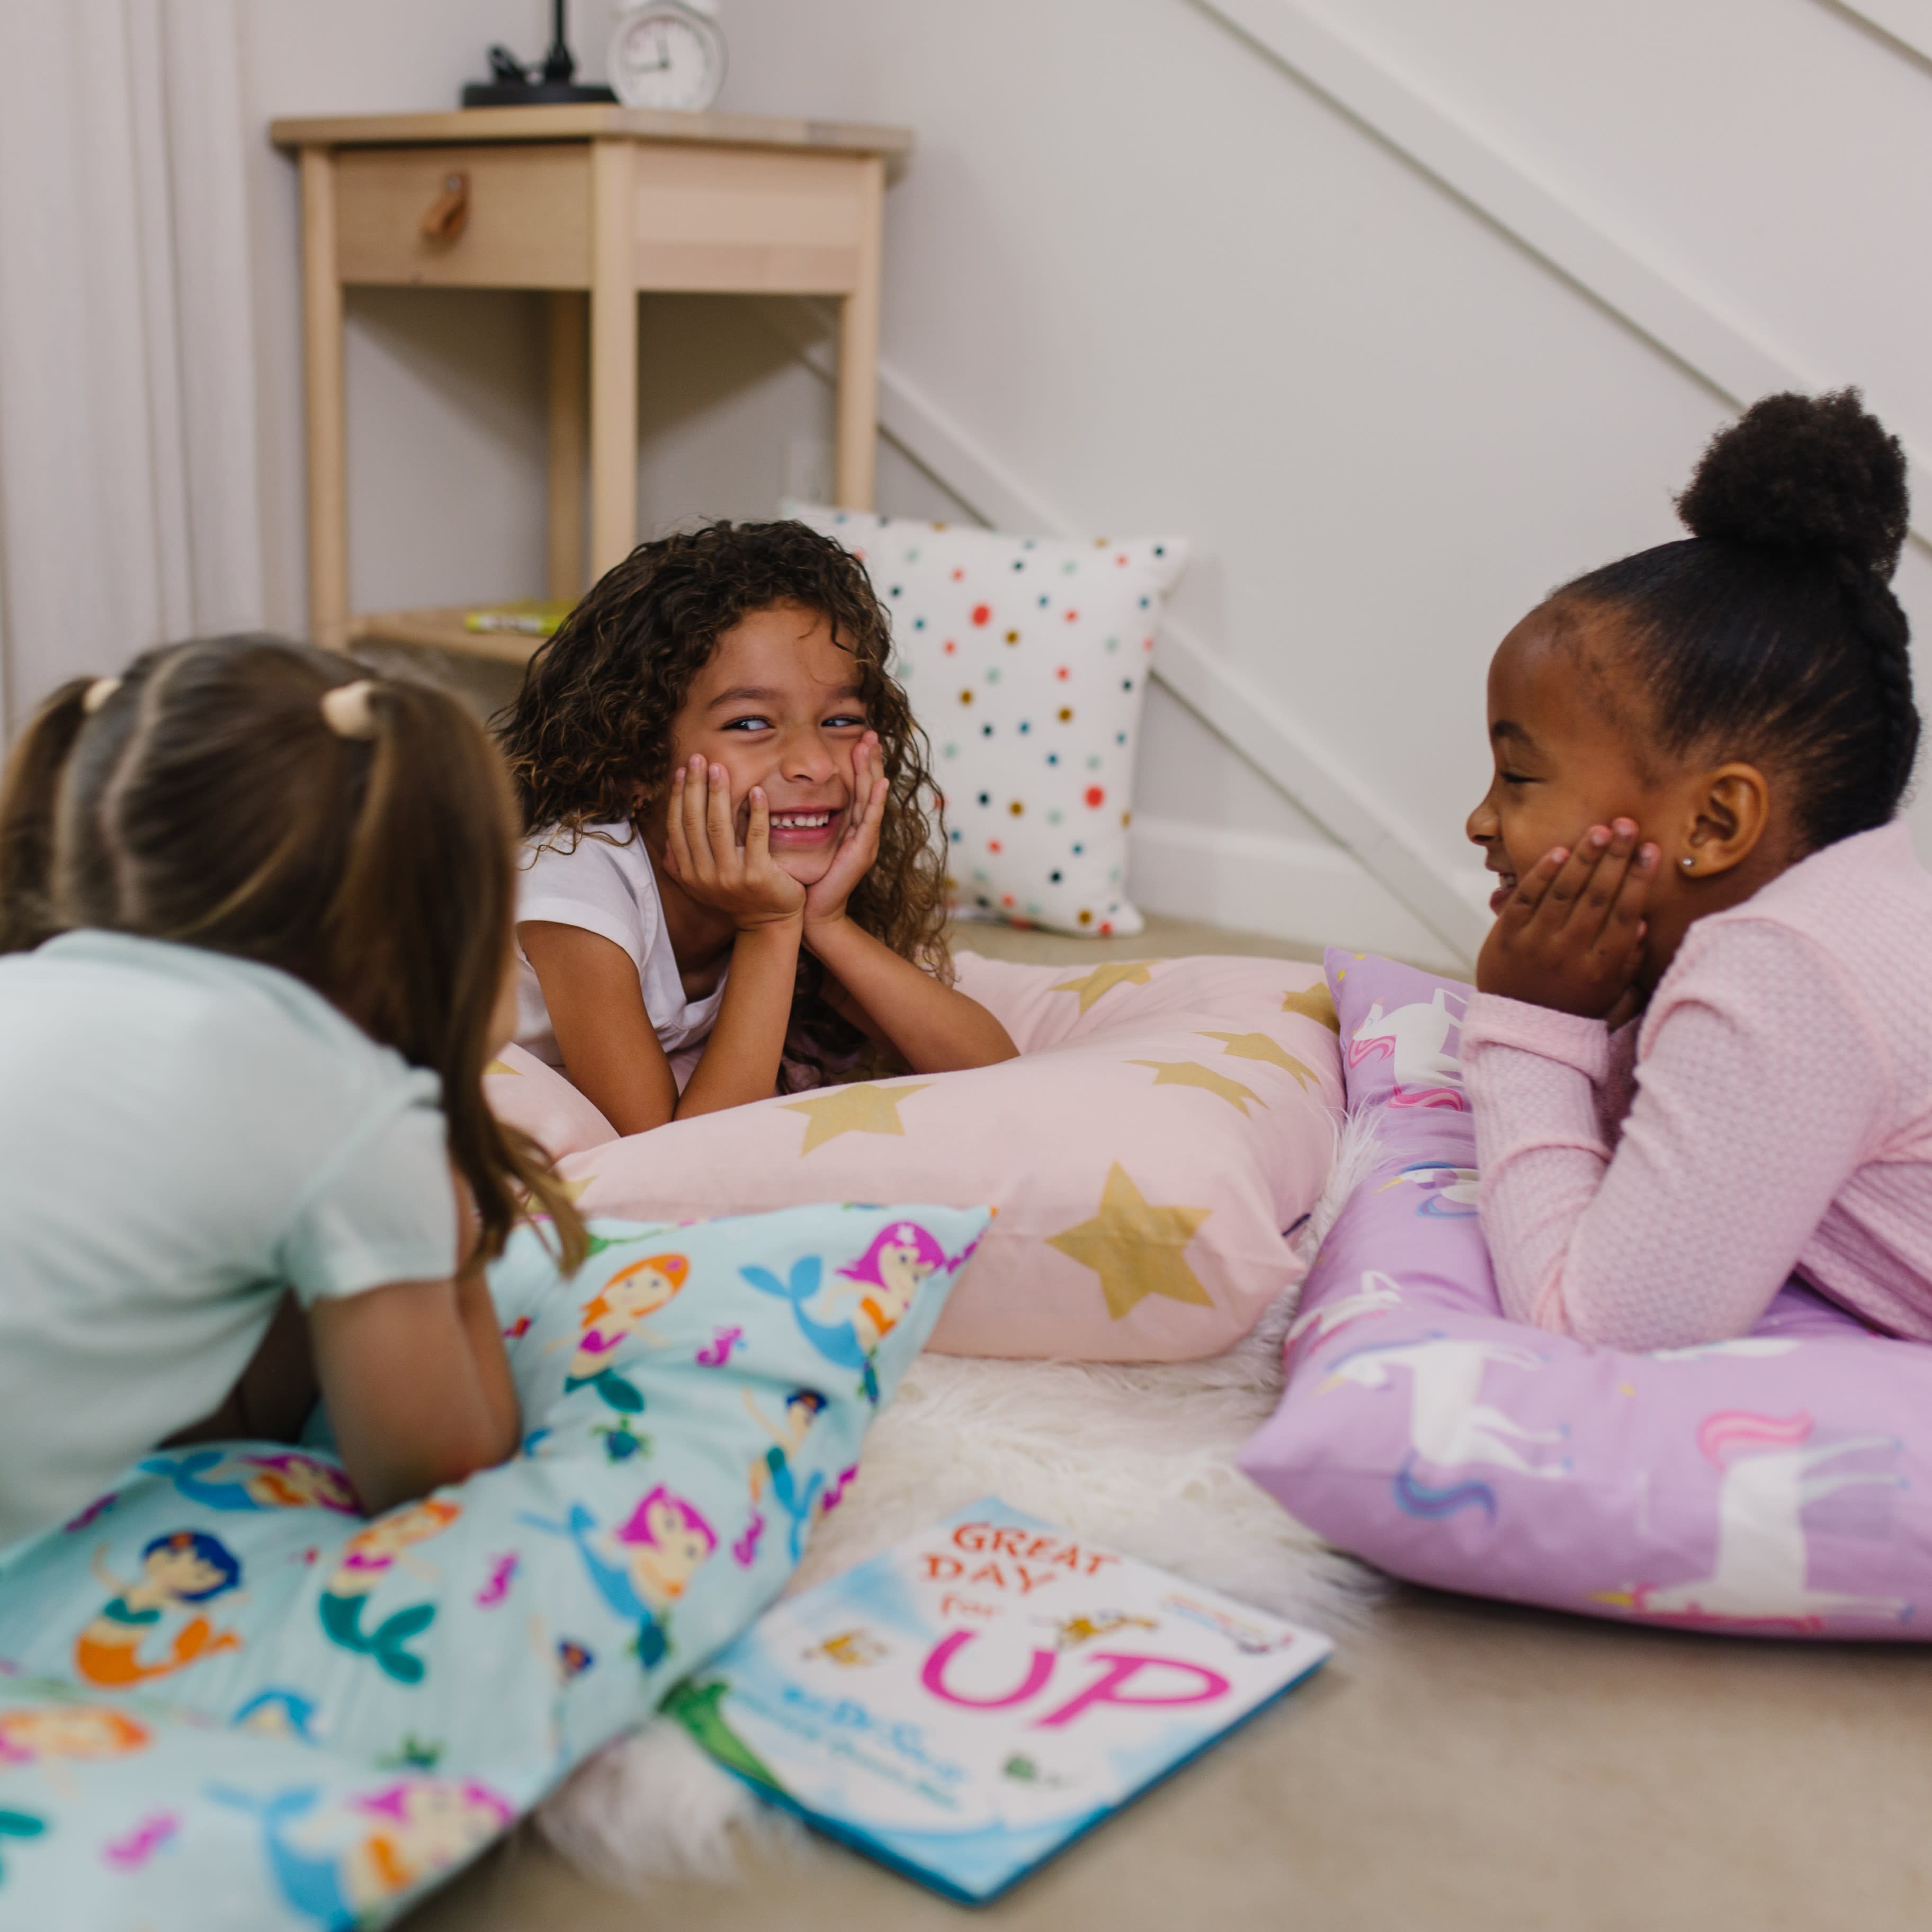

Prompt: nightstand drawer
[{"left": 335, "top": 143, "right": 591, "bottom": 288}]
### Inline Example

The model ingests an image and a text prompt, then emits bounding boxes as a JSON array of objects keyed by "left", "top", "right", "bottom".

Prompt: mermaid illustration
[
  {"left": 521, "top": 1486, "right": 715, "bottom": 1670},
  {"left": 234, "top": 1689, "right": 323, "bottom": 1746},
  {"left": 744, "top": 1389, "right": 828, "bottom": 1563},
  {"left": 74, "top": 1531, "right": 244, "bottom": 1687},
  {"left": 838, "top": 1223, "right": 948, "bottom": 1355},
  {"left": 212, "top": 1776, "right": 512, "bottom": 1929},
  {"left": 317, "top": 1500, "right": 460, "bottom": 1686},
  {"left": 745, "top": 1222, "right": 955, "bottom": 1402},
  {"left": 140, "top": 1448, "right": 358, "bottom": 1514},
  {"left": 0, "top": 1703, "right": 150, "bottom": 1767},
  {"left": 560, "top": 1252, "right": 690, "bottom": 1414},
  {"left": 0, "top": 1702, "right": 151, "bottom": 1868}
]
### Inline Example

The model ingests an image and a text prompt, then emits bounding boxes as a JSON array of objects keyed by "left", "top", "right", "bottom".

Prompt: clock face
[{"left": 609, "top": 8, "right": 726, "bottom": 113}]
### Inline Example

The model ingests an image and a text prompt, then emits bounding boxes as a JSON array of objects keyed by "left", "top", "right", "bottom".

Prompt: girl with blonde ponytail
[{"left": 0, "top": 636, "right": 585, "bottom": 1548}]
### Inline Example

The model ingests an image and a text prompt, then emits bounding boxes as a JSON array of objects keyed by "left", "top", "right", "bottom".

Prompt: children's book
[
  {"left": 667, "top": 1498, "right": 1334, "bottom": 1902},
  {"left": 462, "top": 599, "right": 573, "bottom": 638}
]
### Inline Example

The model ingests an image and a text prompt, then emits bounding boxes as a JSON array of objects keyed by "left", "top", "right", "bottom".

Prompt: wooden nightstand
[{"left": 270, "top": 106, "right": 913, "bottom": 659}]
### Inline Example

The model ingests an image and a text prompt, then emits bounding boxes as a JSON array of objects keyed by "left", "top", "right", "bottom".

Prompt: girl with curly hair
[
  {"left": 496, "top": 521, "right": 1015, "bottom": 1133},
  {"left": 1461, "top": 389, "right": 1932, "bottom": 1350}
]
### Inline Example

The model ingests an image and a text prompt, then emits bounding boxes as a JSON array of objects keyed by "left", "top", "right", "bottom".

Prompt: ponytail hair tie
[
  {"left": 320, "top": 679, "right": 379, "bottom": 740},
  {"left": 82, "top": 677, "right": 121, "bottom": 714}
]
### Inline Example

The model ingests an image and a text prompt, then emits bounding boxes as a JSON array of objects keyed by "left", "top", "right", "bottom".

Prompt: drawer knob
[{"left": 421, "top": 171, "right": 471, "bottom": 245}]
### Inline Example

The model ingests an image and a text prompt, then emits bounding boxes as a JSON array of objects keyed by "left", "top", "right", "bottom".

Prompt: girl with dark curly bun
[
  {"left": 495, "top": 521, "right": 1015, "bottom": 1133},
  {"left": 1460, "top": 389, "right": 1932, "bottom": 1349}
]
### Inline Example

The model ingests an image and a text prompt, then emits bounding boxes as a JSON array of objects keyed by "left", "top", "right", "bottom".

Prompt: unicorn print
[
  {"left": 212, "top": 1777, "right": 512, "bottom": 1929},
  {"left": 75, "top": 1532, "right": 245, "bottom": 1687},
  {"left": 1595, "top": 1411, "right": 1909, "bottom": 1630},
  {"left": 1322, "top": 1335, "right": 1569, "bottom": 1515},
  {"left": 317, "top": 1500, "right": 460, "bottom": 1685},
  {"left": 140, "top": 1448, "right": 358, "bottom": 1515},
  {"left": 1286, "top": 1271, "right": 1407, "bottom": 1351},
  {"left": 561, "top": 1252, "right": 689, "bottom": 1414},
  {"left": 521, "top": 1486, "right": 717, "bottom": 1670},
  {"left": 1348, "top": 988, "right": 1467, "bottom": 1110},
  {"left": 1379, "top": 1162, "right": 1480, "bottom": 1218},
  {"left": 1648, "top": 1338, "right": 1801, "bottom": 1363}
]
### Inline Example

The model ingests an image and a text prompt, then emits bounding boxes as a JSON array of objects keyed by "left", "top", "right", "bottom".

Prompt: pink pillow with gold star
[
  {"left": 484, "top": 1041, "right": 618, "bottom": 1161},
  {"left": 786, "top": 502, "right": 1187, "bottom": 938},
  {"left": 531, "top": 954, "right": 1343, "bottom": 1362}
]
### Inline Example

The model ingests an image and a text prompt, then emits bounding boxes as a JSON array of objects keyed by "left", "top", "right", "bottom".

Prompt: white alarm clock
[{"left": 607, "top": 0, "right": 727, "bottom": 113}]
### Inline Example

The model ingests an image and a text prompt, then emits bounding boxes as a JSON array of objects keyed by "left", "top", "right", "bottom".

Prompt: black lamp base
[{"left": 461, "top": 80, "right": 618, "bottom": 107}]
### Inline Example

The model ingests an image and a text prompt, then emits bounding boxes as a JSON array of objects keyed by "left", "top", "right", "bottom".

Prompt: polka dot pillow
[{"left": 787, "top": 504, "right": 1188, "bottom": 937}]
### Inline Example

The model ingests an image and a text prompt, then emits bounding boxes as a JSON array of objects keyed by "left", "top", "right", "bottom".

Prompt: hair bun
[{"left": 1676, "top": 388, "right": 1909, "bottom": 580}]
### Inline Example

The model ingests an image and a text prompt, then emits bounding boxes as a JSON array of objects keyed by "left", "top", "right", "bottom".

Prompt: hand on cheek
[
  {"left": 804, "top": 731, "right": 888, "bottom": 933},
  {"left": 660, "top": 754, "right": 806, "bottom": 929},
  {"left": 1477, "top": 818, "right": 1658, "bottom": 1018}
]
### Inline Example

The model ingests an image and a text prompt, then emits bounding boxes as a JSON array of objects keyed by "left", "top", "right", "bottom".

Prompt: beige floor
[
  {"left": 411, "top": 1585, "right": 1932, "bottom": 1932},
  {"left": 408, "top": 914, "right": 1932, "bottom": 1930}
]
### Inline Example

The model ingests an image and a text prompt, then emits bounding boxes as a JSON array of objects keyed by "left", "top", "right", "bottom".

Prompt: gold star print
[
  {"left": 1198, "top": 1031, "right": 1320, "bottom": 1090},
  {"left": 1046, "top": 1163, "right": 1213, "bottom": 1319},
  {"left": 1128, "top": 1060, "right": 1265, "bottom": 1115},
  {"left": 484, "top": 1058, "right": 519, "bottom": 1076},
  {"left": 783, "top": 1083, "right": 934, "bottom": 1155},
  {"left": 518, "top": 1174, "right": 593, "bottom": 1210},
  {"left": 1281, "top": 983, "right": 1340, "bottom": 1034},
  {"left": 1051, "top": 961, "right": 1154, "bottom": 1015}
]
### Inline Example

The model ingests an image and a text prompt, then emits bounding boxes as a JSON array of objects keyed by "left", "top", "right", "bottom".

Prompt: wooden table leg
[
  {"left": 299, "top": 146, "right": 350, "bottom": 650},
  {"left": 546, "top": 290, "right": 589, "bottom": 602},
  {"left": 834, "top": 154, "right": 885, "bottom": 511},
  {"left": 588, "top": 140, "right": 638, "bottom": 579}
]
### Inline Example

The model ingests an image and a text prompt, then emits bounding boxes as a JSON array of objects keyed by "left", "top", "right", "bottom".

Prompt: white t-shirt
[
  {"left": 514, "top": 823, "right": 727, "bottom": 1072},
  {"left": 0, "top": 931, "right": 457, "bottom": 1552}
]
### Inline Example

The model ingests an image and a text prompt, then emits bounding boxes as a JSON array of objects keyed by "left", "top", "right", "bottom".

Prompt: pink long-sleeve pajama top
[{"left": 1460, "top": 820, "right": 1932, "bottom": 1350}]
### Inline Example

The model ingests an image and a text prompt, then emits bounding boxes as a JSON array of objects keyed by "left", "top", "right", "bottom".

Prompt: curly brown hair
[{"left": 494, "top": 520, "right": 952, "bottom": 1086}]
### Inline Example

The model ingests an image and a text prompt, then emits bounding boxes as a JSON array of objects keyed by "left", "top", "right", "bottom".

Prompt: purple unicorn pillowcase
[{"left": 1239, "top": 948, "right": 1932, "bottom": 1639}]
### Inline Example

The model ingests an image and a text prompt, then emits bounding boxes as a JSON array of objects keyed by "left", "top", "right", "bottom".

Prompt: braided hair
[{"left": 1558, "top": 389, "right": 1918, "bottom": 853}]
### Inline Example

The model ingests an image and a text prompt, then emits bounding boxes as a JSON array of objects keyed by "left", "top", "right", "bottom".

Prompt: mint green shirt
[{"left": 0, "top": 932, "right": 457, "bottom": 1550}]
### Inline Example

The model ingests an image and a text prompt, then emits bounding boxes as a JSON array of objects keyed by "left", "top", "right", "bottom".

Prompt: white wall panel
[{"left": 232, "top": 0, "right": 1932, "bottom": 959}]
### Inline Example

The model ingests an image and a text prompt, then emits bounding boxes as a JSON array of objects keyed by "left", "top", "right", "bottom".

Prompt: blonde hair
[{"left": 0, "top": 636, "right": 585, "bottom": 1269}]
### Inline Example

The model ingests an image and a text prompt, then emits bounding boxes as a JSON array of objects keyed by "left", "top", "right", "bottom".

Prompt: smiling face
[
  {"left": 141, "top": 1544, "right": 227, "bottom": 1603},
  {"left": 650, "top": 603, "right": 869, "bottom": 888},
  {"left": 351, "top": 1501, "right": 457, "bottom": 1563},
  {"left": 388, "top": 1783, "right": 508, "bottom": 1871},
  {"left": 874, "top": 1241, "right": 934, "bottom": 1311},
  {"left": 1465, "top": 601, "right": 1801, "bottom": 992},
  {"left": 604, "top": 1262, "right": 682, "bottom": 1322},
  {"left": 247, "top": 1454, "right": 356, "bottom": 1512},
  {"left": 628, "top": 1497, "right": 714, "bottom": 1602},
  {"left": 1467, "top": 604, "right": 1688, "bottom": 911}
]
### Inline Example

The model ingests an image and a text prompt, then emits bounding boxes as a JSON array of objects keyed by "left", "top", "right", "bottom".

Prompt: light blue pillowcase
[{"left": 0, "top": 1201, "right": 988, "bottom": 1931}]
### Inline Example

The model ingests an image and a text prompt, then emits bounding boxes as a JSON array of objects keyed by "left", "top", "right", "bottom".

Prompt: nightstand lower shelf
[{"left": 351, "top": 607, "right": 547, "bottom": 667}]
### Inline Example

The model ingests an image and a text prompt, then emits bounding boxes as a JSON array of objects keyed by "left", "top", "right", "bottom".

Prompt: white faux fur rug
[{"left": 538, "top": 1119, "right": 1383, "bottom": 1890}]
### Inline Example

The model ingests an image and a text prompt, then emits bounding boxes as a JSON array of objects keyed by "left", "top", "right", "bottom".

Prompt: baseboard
[{"left": 1128, "top": 815, "right": 1466, "bottom": 971}]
